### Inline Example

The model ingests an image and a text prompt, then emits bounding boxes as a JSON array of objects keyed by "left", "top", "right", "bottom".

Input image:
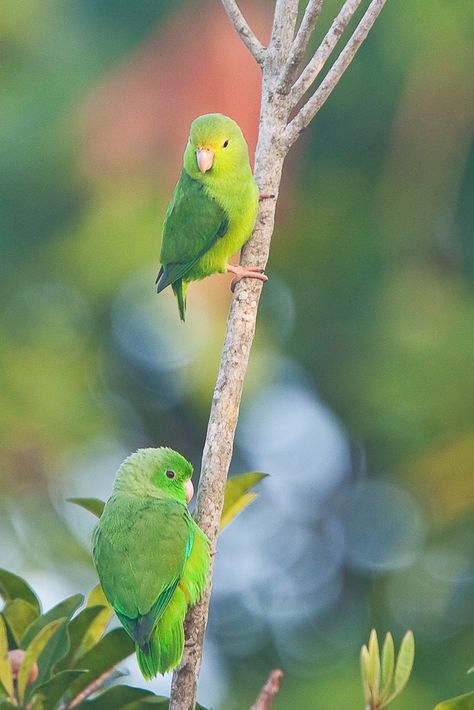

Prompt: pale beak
[
  {"left": 196, "top": 148, "right": 214, "bottom": 173},
  {"left": 184, "top": 479, "right": 194, "bottom": 504}
]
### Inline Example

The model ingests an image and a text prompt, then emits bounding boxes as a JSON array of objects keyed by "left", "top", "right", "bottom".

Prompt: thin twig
[
  {"left": 291, "top": 0, "right": 363, "bottom": 105},
  {"left": 285, "top": 0, "right": 390, "bottom": 145},
  {"left": 278, "top": 0, "right": 324, "bottom": 93},
  {"left": 220, "top": 0, "right": 266, "bottom": 64},
  {"left": 250, "top": 669, "right": 284, "bottom": 710},
  {"left": 66, "top": 668, "right": 114, "bottom": 708}
]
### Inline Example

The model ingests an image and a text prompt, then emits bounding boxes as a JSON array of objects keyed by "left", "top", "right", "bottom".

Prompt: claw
[{"left": 226, "top": 263, "right": 268, "bottom": 293}]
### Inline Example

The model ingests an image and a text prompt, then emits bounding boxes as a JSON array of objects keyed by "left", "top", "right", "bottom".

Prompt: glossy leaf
[
  {"left": 433, "top": 692, "right": 474, "bottom": 710},
  {"left": 17, "top": 619, "right": 65, "bottom": 704},
  {"left": 0, "top": 617, "right": 13, "bottom": 699},
  {"left": 30, "top": 620, "right": 70, "bottom": 695},
  {"left": 22, "top": 594, "right": 83, "bottom": 647},
  {"left": 360, "top": 644, "right": 371, "bottom": 704},
  {"left": 385, "top": 630, "right": 415, "bottom": 705},
  {"left": 368, "top": 629, "right": 381, "bottom": 700},
  {"left": 66, "top": 627, "right": 134, "bottom": 699},
  {"left": 0, "top": 570, "right": 41, "bottom": 615},
  {"left": 58, "top": 604, "right": 112, "bottom": 670},
  {"left": 78, "top": 686, "right": 168, "bottom": 708},
  {"left": 380, "top": 632, "right": 395, "bottom": 704},
  {"left": 220, "top": 472, "right": 267, "bottom": 530},
  {"left": 87, "top": 585, "right": 108, "bottom": 608},
  {"left": 68, "top": 498, "right": 105, "bottom": 518},
  {"left": 31, "top": 669, "right": 88, "bottom": 710},
  {"left": 2, "top": 599, "right": 38, "bottom": 645}
]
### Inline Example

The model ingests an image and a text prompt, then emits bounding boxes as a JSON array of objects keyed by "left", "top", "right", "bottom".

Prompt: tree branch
[
  {"left": 168, "top": 1, "right": 391, "bottom": 707},
  {"left": 278, "top": 0, "right": 324, "bottom": 94},
  {"left": 285, "top": 0, "right": 390, "bottom": 145},
  {"left": 250, "top": 669, "right": 284, "bottom": 710},
  {"left": 220, "top": 0, "right": 266, "bottom": 64},
  {"left": 290, "top": 0, "right": 364, "bottom": 106}
]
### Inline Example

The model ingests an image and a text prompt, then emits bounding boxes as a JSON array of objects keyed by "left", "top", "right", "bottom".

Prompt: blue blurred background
[{"left": 1, "top": 1, "right": 473, "bottom": 707}]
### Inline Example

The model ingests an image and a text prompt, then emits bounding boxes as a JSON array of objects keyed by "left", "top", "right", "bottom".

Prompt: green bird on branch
[{"left": 157, "top": 113, "right": 267, "bottom": 321}]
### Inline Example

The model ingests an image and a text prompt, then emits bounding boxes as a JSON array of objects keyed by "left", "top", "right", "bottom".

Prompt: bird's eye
[
  {"left": 166, "top": 470, "right": 175, "bottom": 479},
  {"left": 223, "top": 139, "right": 229, "bottom": 148}
]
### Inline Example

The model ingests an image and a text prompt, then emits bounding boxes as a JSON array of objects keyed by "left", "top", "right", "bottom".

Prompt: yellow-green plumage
[
  {"left": 157, "top": 113, "right": 259, "bottom": 320},
  {"left": 92, "top": 448, "right": 210, "bottom": 678}
]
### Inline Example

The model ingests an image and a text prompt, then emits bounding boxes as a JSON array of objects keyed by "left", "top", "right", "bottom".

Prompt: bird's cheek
[{"left": 184, "top": 479, "right": 194, "bottom": 504}]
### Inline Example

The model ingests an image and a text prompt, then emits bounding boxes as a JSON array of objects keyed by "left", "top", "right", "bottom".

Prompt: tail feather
[
  {"left": 172, "top": 279, "right": 187, "bottom": 322},
  {"left": 135, "top": 588, "right": 187, "bottom": 678}
]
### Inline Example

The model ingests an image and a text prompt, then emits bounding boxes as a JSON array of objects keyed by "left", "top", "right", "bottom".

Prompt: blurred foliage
[{"left": 1, "top": 0, "right": 473, "bottom": 708}]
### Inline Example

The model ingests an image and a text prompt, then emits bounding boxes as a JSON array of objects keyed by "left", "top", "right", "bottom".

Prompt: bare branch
[
  {"left": 250, "top": 669, "right": 284, "bottom": 710},
  {"left": 220, "top": 0, "right": 266, "bottom": 64},
  {"left": 270, "top": 0, "right": 300, "bottom": 63},
  {"left": 278, "top": 0, "right": 324, "bottom": 94},
  {"left": 285, "top": 0, "right": 390, "bottom": 145},
  {"left": 291, "top": 0, "right": 363, "bottom": 106}
]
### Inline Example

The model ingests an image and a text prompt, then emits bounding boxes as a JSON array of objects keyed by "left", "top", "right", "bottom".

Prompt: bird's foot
[
  {"left": 259, "top": 192, "right": 276, "bottom": 201},
  {"left": 210, "top": 544, "right": 217, "bottom": 557},
  {"left": 226, "top": 264, "right": 268, "bottom": 293},
  {"left": 184, "top": 639, "right": 196, "bottom": 648}
]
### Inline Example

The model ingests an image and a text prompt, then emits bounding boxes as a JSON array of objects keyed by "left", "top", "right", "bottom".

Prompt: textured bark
[
  {"left": 168, "top": 2, "right": 390, "bottom": 708},
  {"left": 250, "top": 669, "right": 284, "bottom": 710}
]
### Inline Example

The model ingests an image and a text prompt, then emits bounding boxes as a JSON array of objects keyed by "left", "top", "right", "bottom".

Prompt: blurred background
[{"left": 1, "top": 0, "right": 473, "bottom": 707}]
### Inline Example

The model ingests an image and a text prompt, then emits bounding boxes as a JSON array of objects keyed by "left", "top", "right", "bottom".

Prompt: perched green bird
[
  {"left": 156, "top": 113, "right": 267, "bottom": 320},
  {"left": 92, "top": 448, "right": 210, "bottom": 678}
]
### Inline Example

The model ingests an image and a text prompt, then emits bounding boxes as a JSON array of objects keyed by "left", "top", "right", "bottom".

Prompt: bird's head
[
  {"left": 184, "top": 113, "right": 251, "bottom": 178},
  {"left": 113, "top": 447, "right": 194, "bottom": 505}
]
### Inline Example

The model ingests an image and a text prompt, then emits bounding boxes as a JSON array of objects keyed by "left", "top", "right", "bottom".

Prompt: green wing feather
[
  {"left": 93, "top": 496, "right": 192, "bottom": 626},
  {"left": 157, "top": 169, "right": 229, "bottom": 293}
]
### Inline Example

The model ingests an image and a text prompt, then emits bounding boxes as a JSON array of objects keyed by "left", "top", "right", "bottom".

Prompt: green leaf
[
  {"left": 2, "top": 599, "right": 39, "bottom": 645},
  {"left": 66, "top": 627, "right": 134, "bottom": 700},
  {"left": 386, "top": 630, "right": 415, "bottom": 705},
  {"left": 0, "top": 701, "right": 18, "bottom": 709},
  {"left": 68, "top": 498, "right": 105, "bottom": 518},
  {"left": 433, "top": 691, "right": 474, "bottom": 710},
  {"left": 360, "top": 644, "right": 371, "bottom": 704},
  {"left": 0, "top": 617, "right": 13, "bottom": 699},
  {"left": 58, "top": 604, "right": 113, "bottom": 670},
  {"left": 368, "top": 629, "right": 381, "bottom": 703},
  {"left": 0, "top": 569, "right": 41, "bottom": 615},
  {"left": 221, "top": 472, "right": 267, "bottom": 531},
  {"left": 380, "top": 632, "right": 395, "bottom": 705},
  {"left": 87, "top": 585, "right": 108, "bottom": 608},
  {"left": 31, "top": 670, "right": 88, "bottom": 710},
  {"left": 78, "top": 686, "right": 168, "bottom": 709},
  {"left": 17, "top": 619, "right": 65, "bottom": 704},
  {"left": 22, "top": 594, "right": 84, "bottom": 647}
]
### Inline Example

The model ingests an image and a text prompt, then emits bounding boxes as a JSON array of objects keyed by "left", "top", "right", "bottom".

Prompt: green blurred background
[{"left": 1, "top": 1, "right": 473, "bottom": 707}]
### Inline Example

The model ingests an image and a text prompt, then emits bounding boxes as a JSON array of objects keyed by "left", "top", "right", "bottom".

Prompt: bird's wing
[
  {"left": 157, "top": 169, "right": 229, "bottom": 291},
  {"left": 93, "top": 496, "right": 194, "bottom": 624}
]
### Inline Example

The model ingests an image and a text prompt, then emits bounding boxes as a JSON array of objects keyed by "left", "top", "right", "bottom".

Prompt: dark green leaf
[
  {"left": 22, "top": 594, "right": 83, "bottom": 647},
  {"left": 77, "top": 686, "right": 168, "bottom": 709},
  {"left": 434, "top": 692, "right": 474, "bottom": 710},
  {"left": 57, "top": 605, "right": 112, "bottom": 670},
  {"left": 0, "top": 701, "right": 18, "bottom": 709},
  {"left": 68, "top": 498, "right": 105, "bottom": 518},
  {"left": 0, "top": 569, "right": 41, "bottom": 614},
  {"left": 221, "top": 472, "right": 267, "bottom": 531},
  {"left": 29, "top": 620, "right": 70, "bottom": 696},
  {"left": 31, "top": 670, "right": 88, "bottom": 710},
  {"left": 2, "top": 599, "right": 38, "bottom": 645},
  {"left": 67, "top": 628, "right": 134, "bottom": 700}
]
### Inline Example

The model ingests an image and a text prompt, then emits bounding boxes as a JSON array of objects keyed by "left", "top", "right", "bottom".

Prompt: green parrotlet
[
  {"left": 156, "top": 113, "right": 267, "bottom": 320},
  {"left": 92, "top": 448, "right": 210, "bottom": 678}
]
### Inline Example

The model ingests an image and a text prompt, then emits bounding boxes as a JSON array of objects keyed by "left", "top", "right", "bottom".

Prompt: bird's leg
[
  {"left": 184, "top": 639, "right": 196, "bottom": 648},
  {"left": 226, "top": 263, "right": 268, "bottom": 293},
  {"left": 259, "top": 192, "right": 276, "bottom": 201}
]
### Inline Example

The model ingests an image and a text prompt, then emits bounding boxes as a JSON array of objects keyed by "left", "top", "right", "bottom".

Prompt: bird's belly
[{"left": 186, "top": 218, "right": 254, "bottom": 283}]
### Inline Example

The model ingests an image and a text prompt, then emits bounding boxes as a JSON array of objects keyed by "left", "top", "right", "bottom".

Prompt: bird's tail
[
  {"left": 172, "top": 279, "right": 187, "bottom": 322},
  {"left": 136, "top": 588, "right": 187, "bottom": 678}
]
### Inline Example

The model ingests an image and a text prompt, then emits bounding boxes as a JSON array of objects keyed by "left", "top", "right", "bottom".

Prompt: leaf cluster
[{"left": 360, "top": 629, "right": 414, "bottom": 709}]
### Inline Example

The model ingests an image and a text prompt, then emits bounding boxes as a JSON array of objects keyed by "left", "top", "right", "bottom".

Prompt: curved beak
[
  {"left": 196, "top": 148, "right": 214, "bottom": 173},
  {"left": 184, "top": 478, "right": 194, "bottom": 504}
]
